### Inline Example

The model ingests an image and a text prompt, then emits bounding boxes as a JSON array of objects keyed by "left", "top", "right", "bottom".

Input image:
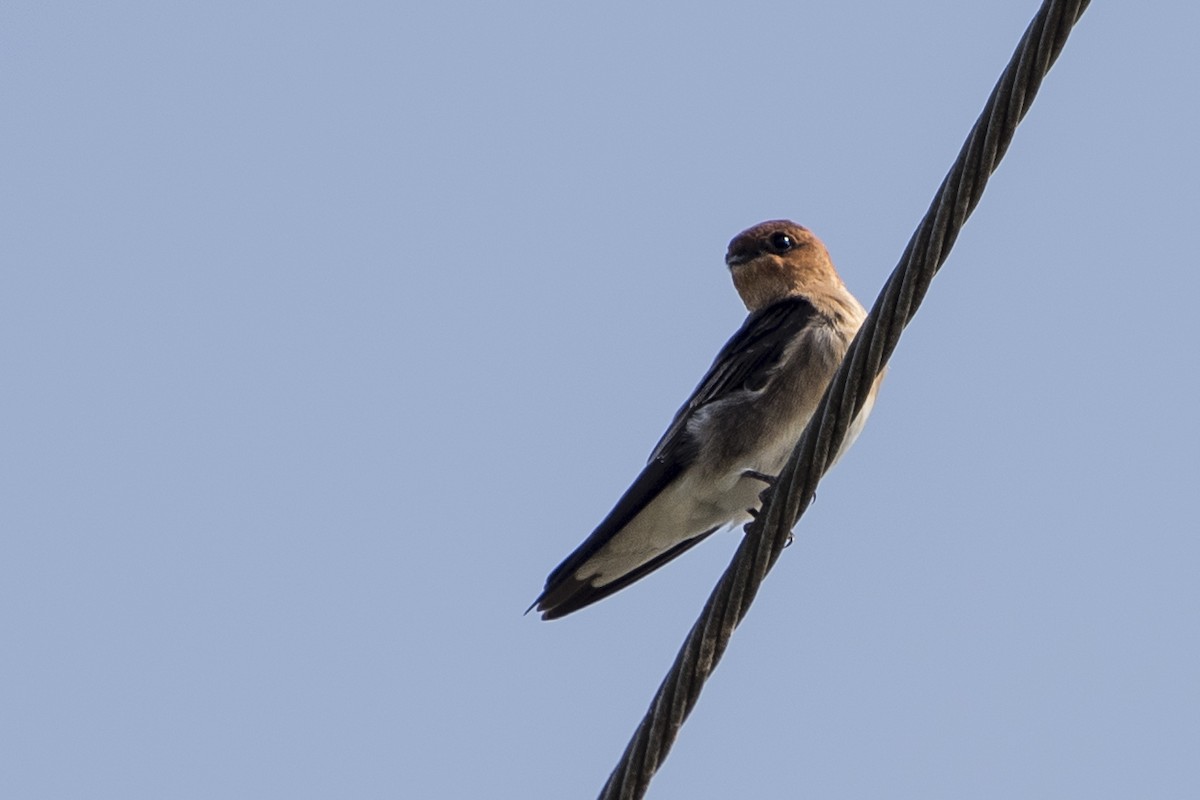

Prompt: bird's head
[{"left": 725, "top": 220, "right": 841, "bottom": 312}]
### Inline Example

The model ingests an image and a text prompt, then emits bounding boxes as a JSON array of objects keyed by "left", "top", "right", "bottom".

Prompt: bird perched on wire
[{"left": 533, "top": 220, "right": 882, "bottom": 620}]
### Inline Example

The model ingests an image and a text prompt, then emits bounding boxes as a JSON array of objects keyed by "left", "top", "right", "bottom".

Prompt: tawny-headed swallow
[{"left": 534, "top": 220, "right": 881, "bottom": 620}]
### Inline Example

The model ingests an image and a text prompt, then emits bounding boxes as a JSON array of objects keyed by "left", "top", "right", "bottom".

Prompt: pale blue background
[{"left": 3, "top": 2, "right": 1197, "bottom": 798}]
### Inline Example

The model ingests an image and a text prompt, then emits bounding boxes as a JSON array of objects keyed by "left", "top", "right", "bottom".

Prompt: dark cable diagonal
[{"left": 598, "top": 1, "right": 1091, "bottom": 797}]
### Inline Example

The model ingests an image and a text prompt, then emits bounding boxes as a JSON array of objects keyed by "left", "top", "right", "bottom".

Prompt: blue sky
[{"left": 3, "top": 2, "right": 1198, "bottom": 798}]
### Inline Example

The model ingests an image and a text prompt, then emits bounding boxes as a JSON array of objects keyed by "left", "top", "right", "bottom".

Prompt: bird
[{"left": 533, "top": 220, "right": 882, "bottom": 620}]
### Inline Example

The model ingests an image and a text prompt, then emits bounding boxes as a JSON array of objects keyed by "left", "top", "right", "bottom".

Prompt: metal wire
[{"left": 598, "top": 1, "right": 1092, "bottom": 797}]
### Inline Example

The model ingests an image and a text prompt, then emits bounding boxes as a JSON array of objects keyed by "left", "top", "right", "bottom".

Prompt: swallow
[{"left": 533, "top": 220, "right": 882, "bottom": 620}]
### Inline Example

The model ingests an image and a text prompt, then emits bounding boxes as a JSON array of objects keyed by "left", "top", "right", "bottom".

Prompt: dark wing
[
  {"left": 649, "top": 296, "right": 819, "bottom": 462},
  {"left": 534, "top": 297, "right": 818, "bottom": 619},
  {"left": 534, "top": 452, "right": 693, "bottom": 617}
]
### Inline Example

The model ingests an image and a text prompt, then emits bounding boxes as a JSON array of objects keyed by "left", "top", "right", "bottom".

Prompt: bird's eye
[{"left": 768, "top": 232, "right": 794, "bottom": 253}]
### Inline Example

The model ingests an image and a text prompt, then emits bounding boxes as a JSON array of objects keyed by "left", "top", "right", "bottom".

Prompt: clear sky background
[{"left": 3, "top": 2, "right": 1198, "bottom": 798}]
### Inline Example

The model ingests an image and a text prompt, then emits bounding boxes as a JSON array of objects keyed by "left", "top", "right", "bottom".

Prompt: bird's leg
[{"left": 741, "top": 469, "right": 776, "bottom": 486}]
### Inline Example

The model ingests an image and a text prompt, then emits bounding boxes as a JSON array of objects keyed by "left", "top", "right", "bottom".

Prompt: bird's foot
[{"left": 742, "top": 509, "right": 795, "bottom": 548}]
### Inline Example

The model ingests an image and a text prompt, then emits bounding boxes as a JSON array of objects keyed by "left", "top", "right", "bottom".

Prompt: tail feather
[{"left": 534, "top": 528, "right": 718, "bottom": 620}]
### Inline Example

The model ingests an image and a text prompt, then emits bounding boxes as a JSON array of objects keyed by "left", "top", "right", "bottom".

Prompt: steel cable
[{"left": 598, "top": 1, "right": 1092, "bottom": 797}]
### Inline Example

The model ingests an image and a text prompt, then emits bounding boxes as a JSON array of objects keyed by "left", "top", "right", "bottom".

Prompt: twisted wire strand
[{"left": 598, "top": 1, "right": 1091, "bottom": 797}]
